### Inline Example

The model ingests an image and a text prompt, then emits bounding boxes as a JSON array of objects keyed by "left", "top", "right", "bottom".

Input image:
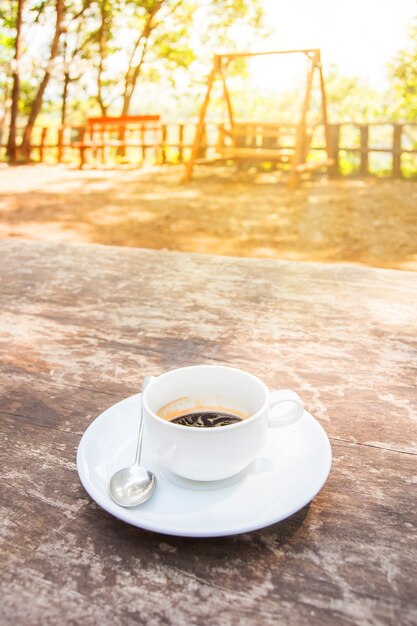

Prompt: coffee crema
[
  {"left": 170, "top": 411, "right": 243, "bottom": 428},
  {"left": 156, "top": 396, "right": 250, "bottom": 427}
]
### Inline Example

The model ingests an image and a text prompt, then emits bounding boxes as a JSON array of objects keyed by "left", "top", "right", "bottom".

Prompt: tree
[
  {"left": 389, "top": 18, "right": 417, "bottom": 120},
  {"left": 2, "top": 0, "right": 24, "bottom": 163},
  {"left": 90, "top": 0, "right": 265, "bottom": 116},
  {"left": 59, "top": 1, "right": 97, "bottom": 124},
  {"left": 120, "top": 0, "right": 165, "bottom": 116},
  {"left": 20, "top": 0, "right": 65, "bottom": 161},
  {"left": 94, "top": 0, "right": 113, "bottom": 115}
]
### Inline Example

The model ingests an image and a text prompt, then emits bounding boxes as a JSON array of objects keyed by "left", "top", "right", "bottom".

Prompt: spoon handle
[{"left": 134, "top": 376, "right": 153, "bottom": 466}]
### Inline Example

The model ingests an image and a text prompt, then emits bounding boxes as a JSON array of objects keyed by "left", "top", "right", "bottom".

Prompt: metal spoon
[{"left": 109, "top": 376, "right": 156, "bottom": 507}]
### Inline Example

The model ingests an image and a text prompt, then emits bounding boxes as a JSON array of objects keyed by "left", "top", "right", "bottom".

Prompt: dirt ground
[{"left": 1, "top": 163, "right": 416, "bottom": 271}]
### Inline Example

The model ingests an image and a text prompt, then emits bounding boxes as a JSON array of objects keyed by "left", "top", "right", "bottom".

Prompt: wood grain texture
[{"left": 0, "top": 240, "right": 416, "bottom": 626}]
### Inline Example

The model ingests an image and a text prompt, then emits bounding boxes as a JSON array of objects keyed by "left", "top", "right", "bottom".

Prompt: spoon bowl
[
  {"left": 109, "top": 465, "right": 156, "bottom": 507},
  {"left": 108, "top": 376, "right": 157, "bottom": 508}
]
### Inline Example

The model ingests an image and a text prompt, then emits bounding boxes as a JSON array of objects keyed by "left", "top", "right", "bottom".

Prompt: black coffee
[{"left": 171, "top": 411, "right": 243, "bottom": 428}]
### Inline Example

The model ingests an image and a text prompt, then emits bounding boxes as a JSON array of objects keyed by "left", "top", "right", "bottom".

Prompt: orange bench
[{"left": 71, "top": 114, "right": 161, "bottom": 168}]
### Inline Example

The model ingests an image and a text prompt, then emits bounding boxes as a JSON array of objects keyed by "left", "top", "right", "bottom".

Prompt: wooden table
[{"left": 1, "top": 240, "right": 416, "bottom": 625}]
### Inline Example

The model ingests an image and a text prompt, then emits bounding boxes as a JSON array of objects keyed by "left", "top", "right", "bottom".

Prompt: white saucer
[{"left": 77, "top": 394, "right": 332, "bottom": 537}]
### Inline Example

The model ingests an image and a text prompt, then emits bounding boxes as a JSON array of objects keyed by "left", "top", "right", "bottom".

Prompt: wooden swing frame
[{"left": 183, "top": 48, "right": 334, "bottom": 188}]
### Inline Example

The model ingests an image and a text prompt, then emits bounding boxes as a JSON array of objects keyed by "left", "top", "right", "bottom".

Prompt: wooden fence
[
  {"left": 328, "top": 122, "right": 417, "bottom": 178},
  {"left": 1, "top": 121, "right": 417, "bottom": 178}
]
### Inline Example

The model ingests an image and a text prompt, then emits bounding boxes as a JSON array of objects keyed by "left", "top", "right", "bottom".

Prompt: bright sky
[{"left": 259, "top": 0, "right": 416, "bottom": 87}]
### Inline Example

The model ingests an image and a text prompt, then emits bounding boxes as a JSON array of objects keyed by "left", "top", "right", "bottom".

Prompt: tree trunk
[
  {"left": 61, "top": 73, "right": 70, "bottom": 125},
  {"left": 6, "top": 0, "right": 24, "bottom": 164},
  {"left": 20, "top": 0, "right": 65, "bottom": 162},
  {"left": 120, "top": 1, "right": 164, "bottom": 116},
  {"left": 96, "top": 0, "right": 110, "bottom": 116},
  {"left": 121, "top": 55, "right": 147, "bottom": 116}
]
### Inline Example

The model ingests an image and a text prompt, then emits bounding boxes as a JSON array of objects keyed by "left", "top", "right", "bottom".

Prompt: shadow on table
[
  {"left": 23, "top": 498, "right": 314, "bottom": 606},
  {"left": 88, "top": 503, "right": 311, "bottom": 544}
]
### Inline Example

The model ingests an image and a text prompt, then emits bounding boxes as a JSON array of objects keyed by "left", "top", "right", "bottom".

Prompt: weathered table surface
[{"left": 1, "top": 240, "right": 416, "bottom": 626}]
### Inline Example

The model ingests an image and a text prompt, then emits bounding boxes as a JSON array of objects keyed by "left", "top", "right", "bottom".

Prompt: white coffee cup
[{"left": 142, "top": 365, "right": 304, "bottom": 481}]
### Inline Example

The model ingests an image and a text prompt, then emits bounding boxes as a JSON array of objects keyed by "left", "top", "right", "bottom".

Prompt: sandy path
[{"left": 1, "top": 164, "right": 416, "bottom": 271}]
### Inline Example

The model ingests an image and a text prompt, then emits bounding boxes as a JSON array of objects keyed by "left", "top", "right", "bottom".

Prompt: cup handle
[{"left": 268, "top": 390, "right": 304, "bottom": 427}]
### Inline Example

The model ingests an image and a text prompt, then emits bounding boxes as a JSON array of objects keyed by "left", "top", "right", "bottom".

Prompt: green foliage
[
  {"left": 0, "top": 3, "right": 15, "bottom": 123},
  {"left": 87, "top": 0, "right": 267, "bottom": 114},
  {"left": 0, "top": 0, "right": 265, "bottom": 124},
  {"left": 389, "top": 18, "right": 417, "bottom": 120},
  {"left": 0, "top": 0, "right": 18, "bottom": 27},
  {"left": 0, "top": 0, "right": 17, "bottom": 58},
  {"left": 19, "top": 80, "right": 39, "bottom": 114},
  {"left": 324, "top": 66, "right": 393, "bottom": 122}
]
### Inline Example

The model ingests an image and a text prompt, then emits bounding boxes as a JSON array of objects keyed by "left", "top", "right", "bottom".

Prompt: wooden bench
[
  {"left": 216, "top": 122, "right": 316, "bottom": 165},
  {"left": 71, "top": 114, "right": 161, "bottom": 168},
  {"left": 210, "top": 122, "right": 334, "bottom": 179}
]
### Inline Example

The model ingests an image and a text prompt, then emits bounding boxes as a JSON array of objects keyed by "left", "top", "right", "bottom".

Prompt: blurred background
[{"left": 1, "top": 0, "right": 416, "bottom": 270}]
